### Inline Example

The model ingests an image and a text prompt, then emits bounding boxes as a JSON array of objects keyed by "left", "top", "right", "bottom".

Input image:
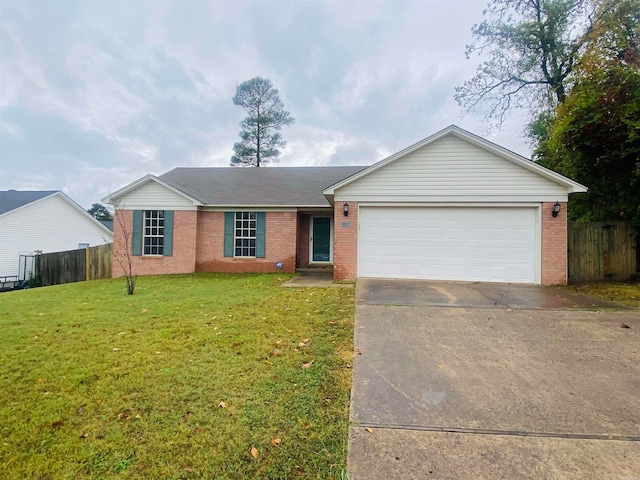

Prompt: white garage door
[{"left": 358, "top": 206, "right": 538, "bottom": 283}]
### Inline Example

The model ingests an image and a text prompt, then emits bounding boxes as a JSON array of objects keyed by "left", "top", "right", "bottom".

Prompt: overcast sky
[{"left": 0, "top": 0, "right": 533, "bottom": 209}]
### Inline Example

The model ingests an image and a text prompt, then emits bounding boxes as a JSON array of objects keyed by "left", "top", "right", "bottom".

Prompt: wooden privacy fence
[
  {"left": 568, "top": 221, "right": 637, "bottom": 283},
  {"left": 35, "top": 243, "right": 112, "bottom": 286}
]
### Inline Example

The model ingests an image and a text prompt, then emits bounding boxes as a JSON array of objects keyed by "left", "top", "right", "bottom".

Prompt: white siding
[
  {"left": 115, "top": 181, "right": 197, "bottom": 210},
  {"left": 0, "top": 195, "right": 112, "bottom": 277},
  {"left": 335, "top": 135, "right": 569, "bottom": 202}
]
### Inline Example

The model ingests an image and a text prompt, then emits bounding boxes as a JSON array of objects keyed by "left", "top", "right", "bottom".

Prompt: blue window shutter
[
  {"left": 132, "top": 210, "right": 143, "bottom": 256},
  {"left": 256, "top": 212, "right": 266, "bottom": 258},
  {"left": 224, "top": 212, "right": 234, "bottom": 257},
  {"left": 163, "top": 210, "right": 173, "bottom": 256}
]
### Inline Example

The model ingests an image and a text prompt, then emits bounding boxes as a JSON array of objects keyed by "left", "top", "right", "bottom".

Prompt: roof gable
[
  {"left": 160, "top": 166, "right": 366, "bottom": 207},
  {"left": 324, "top": 125, "right": 587, "bottom": 197},
  {"left": 105, "top": 167, "right": 368, "bottom": 208},
  {"left": 102, "top": 175, "right": 203, "bottom": 207},
  {"left": 0, "top": 190, "right": 113, "bottom": 236},
  {"left": 0, "top": 190, "right": 58, "bottom": 216}
]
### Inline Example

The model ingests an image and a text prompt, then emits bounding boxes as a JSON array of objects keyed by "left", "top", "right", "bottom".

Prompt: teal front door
[{"left": 311, "top": 217, "right": 331, "bottom": 262}]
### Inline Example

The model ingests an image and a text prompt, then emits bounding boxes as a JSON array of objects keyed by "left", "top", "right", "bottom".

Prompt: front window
[
  {"left": 234, "top": 212, "right": 256, "bottom": 257},
  {"left": 144, "top": 210, "right": 164, "bottom": 255}
]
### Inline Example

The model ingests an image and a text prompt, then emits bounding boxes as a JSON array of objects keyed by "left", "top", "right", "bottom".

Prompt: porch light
[
  {"left": 343, "top": 202, "right": 349, "bottom": 217},
  {"left": 552, "top": 202, "right": 561, "bottom": 217}
]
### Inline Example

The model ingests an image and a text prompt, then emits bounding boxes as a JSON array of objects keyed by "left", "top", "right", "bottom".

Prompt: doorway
[{"left": 310, "top": 217, "right": 332, "bottom": 263}]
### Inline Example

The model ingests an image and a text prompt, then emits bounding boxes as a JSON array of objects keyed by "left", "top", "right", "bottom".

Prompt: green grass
[
  {"left": 572, "top": 281, "right": 640, "bottom": 307},
  {"left": 0, "top": 273, "right": 355, "bottom": 479}
]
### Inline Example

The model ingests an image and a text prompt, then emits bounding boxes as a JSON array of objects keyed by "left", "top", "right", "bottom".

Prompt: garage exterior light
[
  {"left": 343, "top": 203, "right": 349, "bottom": 217},
  {"left": 552, "top": 202, "right": 561, "bottom": 217}
]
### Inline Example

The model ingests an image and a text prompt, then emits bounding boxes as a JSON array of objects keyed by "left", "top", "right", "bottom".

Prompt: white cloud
[{"left": 0, "top": 0, "right": 536, "bottom": 210}]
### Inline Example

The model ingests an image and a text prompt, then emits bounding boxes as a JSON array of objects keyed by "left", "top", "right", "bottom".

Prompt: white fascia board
[
  {"left": 323, "top": 125, "right": 588, "bottom": 195},
  {"left": 448, "top": 127, "right": 588, "bottom": 193},
  {"left": 200, "top": 205, "right": 332, "bottom": 212},
  {"left": 200, "top": 206, "right": 298, "bottom": 212},
  {"left": 101, "top": 174, "right": 203, "bottom": 206}
]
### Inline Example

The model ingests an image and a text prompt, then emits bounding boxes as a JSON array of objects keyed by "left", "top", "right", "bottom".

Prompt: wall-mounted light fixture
[
  {"left": 343, "top": 202, "right": 349, "bottom": 217},
  {"left": 552, "top": 202, "right": 561, "bottom": 217}
]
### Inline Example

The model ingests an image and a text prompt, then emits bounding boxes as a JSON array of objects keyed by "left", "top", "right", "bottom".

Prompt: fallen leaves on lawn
[
  {"left": 217, "top": 401, "right": 227, "bottom": 408},
  {"left": 302, "top": 360, "right": 314, "bottom": 369},
  {"left": 112, "top": 347, "right": 121, "bottom": 351},
  {"left": 251, "top": 447, "right": 259, "bottom": 458},
  {"left": 271, "top": 438, "right": 281, "bottom": 446}
]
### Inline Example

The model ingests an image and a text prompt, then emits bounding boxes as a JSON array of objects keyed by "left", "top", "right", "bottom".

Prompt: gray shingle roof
[
  {"left": 159, "top": 166, "right": 367, "bottom": 207},
  {"left": 99, "top": 220, "right": 114, "bottom": 231},
  {"left": 0, "top": 190, "right": 58, "bottom": 216}
]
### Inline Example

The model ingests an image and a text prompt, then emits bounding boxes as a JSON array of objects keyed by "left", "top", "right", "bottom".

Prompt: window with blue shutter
[
  {"left": 132, "top": 210, "right": 143, "bottom": 256},
  {"left": 255, "top": 212, "right": 265, "bottom": 258},
  {"left": 224, "top": 212, "right": 265, "bottom": 258},
  {"left": 224, "top": 212, "right": 234, "bottom": 257},
  {"left": 133, "top": 210, "right": 174, "bottom": 256}
]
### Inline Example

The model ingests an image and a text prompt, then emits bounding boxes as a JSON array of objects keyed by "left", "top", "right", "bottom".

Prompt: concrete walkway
[{"left": 348, "top": 280, "right": 640, "bottom": 479}]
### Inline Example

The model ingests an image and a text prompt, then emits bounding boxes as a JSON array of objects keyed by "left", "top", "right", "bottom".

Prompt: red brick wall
[
  {"left": 195, "top": 211, "right": 297, "bottom": 273},
  {"left": 297, "top": 214, "right": 310, "bottom": 268},
  {"left": 541, "top": 201, "right": 568, "bottom": 285},
  {"left": 333, "top": 202, "right": 358, "bottom": 281},
  {"left": 112, "top": 209, "right": 198, "bottom": 277}
]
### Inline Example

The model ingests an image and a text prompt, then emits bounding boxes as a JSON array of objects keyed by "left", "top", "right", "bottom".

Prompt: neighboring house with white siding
[
  {"left": 103, "top": 125, "right": 587, "bottom": 285},
  {"left": 0, "top": 191, "right": 113, "bottom": 278}
]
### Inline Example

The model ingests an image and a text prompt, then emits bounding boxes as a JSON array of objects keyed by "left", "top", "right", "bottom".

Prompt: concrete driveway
[{"left": 348, "top": 279, "right": 640, "bottom": 479}]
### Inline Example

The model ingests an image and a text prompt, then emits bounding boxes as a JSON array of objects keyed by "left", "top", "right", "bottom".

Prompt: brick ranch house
[{"left": 103, "top": 125, "right": 587, "bottom": 285}]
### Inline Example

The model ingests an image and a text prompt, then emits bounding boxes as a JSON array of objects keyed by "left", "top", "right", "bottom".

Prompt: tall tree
[
  {"left": 87, "top": 203, "right": 113, "bottom": 221},
  {"left": 230, "top": 77, "right": 295, "bottom": 167},
  {"left": 456, "top": 0, "right": 594, "bottom": 127},
  {"left": 539, "top": 0, "right": 640, "bottom": 229}
]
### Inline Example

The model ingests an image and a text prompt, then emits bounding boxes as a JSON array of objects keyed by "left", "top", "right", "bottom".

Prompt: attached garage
[
  {"left": 358, "top": 206, "right": 538, "bottom": 283},
  {"left": 325, "top": 125, "right": 588, "bottom": 285}
]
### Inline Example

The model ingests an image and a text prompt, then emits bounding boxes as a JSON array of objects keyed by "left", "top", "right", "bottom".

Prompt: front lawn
[
  {"left": 0, "top": 274, "right": 355, "bottom": 479},
  {"left": 572, "top": 281, "right": 640, "bottom": 308}
]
